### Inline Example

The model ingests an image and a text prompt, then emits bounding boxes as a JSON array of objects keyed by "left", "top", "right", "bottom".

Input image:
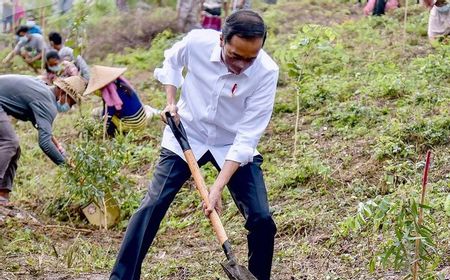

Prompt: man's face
[
  {"left": 47, "top": 57, "right": 60, "bottom": 67},
  {"left": 18, "top": 31, "right": 29, "bottom": 40},
  {"left": 220, "top": 35, "right": 263, "bottom": 75},
  {"left": 56, "top": 88, "right": 76, "bottom": 107}
]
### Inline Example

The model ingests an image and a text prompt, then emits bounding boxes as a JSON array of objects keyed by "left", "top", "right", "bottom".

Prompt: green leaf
[
  {"left": 418, "top": 203, "right": 433, "bottom": 210},
  {"left": 369, "top": 257, "right": 376, "bottom": 273},
  {"left": 65, "top": 39, "right": 75, "bottom": 48},
  {"left": 381, "top": 245, "right": 395, "bottom": 265},
  {"left": 73, "top": 48, "right": 81, "bottom": 59}
]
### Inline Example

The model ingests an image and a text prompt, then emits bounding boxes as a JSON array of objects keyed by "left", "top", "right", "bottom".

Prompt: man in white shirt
[{"left": 110, "top": 10, "right": 278, "bottom": 280}]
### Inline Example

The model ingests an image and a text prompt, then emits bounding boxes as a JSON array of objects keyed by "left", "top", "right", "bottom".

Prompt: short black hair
[
  {"left": 48, "top": 32, "right": 62, "bottom": 45},
  {"left": 46, "top": 50, "right": 60, "bottom": 62},
  {"left": 222, "top": 10, "right": 267, "bottom": 45},
  {"left": 16, "top": 25, "right": 29, "bottom": 36},
  {"left": 45, "top": 51, "right": 60, "bottom": 72}
]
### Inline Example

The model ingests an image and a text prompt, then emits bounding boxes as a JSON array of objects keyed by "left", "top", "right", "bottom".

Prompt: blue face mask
[
  {"left": 56, "top": 102, "right": 70, "bottom": 113},
  {"left": 18, "top": 36, "right": 28, "bottom": 44},
  {"left": 48, "top": 65, "right": 61, "bottom": 73},
  {"left": 437, "top": 3, "right": 450, "bottom": 13},
  {"left": 56, "top": 93, "right": 71, "bottom": 113}
]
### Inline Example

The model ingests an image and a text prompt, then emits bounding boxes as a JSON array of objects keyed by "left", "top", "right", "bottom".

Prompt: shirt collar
[{"left": 210, "top": 42, "right": 258, "bottom": 78}]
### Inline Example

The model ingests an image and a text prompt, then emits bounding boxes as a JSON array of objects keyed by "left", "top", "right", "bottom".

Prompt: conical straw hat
[
  {"left": 53, "top": 76, "right": 87, "bottom": 103},
  {"left": 83, "top": 65, "right": 127, "bottom": 96}
]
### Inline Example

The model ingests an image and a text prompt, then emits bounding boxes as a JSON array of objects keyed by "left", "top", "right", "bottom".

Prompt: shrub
[{"left": 49, "top": 118, "right": 158, "bottom": 225}]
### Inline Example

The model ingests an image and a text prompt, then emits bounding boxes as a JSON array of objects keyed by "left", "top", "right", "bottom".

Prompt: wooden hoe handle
[
  {"left": 184, "top": 149, "right": 228, "bottom": 245},
  {"left": 165, "top": 113, "right": 228, "bottom": 245}
]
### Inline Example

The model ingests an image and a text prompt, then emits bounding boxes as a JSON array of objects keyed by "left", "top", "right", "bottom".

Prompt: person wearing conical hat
[
  {"left": 84, "top": 65, "right": 159, "bottom": 136},
  {"left": 0, "top": 75, "right": 86, "bottom": 206}
]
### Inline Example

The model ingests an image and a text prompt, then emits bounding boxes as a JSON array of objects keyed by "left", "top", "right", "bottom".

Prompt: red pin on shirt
[{"left": 231, "top": 83, "right": 237, "bottom": 97}]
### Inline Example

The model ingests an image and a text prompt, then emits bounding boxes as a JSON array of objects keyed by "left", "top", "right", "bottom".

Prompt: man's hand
[
  {"left": 57, "top": 144, "right": 67, "bottom": 158},
  {"left": 204, "top": 184, "right": 224, "bottom": 217},
  {"left": 160, "top": 104, "right": 179, "bottom": 125},
  {"left": 52, "top": 136, "right": 67, "bottom": 158},
  {"left": 203, "top": 160, "right": 240, "bottom": 217}
]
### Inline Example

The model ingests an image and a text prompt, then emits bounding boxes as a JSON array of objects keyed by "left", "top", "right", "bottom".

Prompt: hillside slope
[{"left": 1, "top": 0, "right": 449, "bottom": 279}]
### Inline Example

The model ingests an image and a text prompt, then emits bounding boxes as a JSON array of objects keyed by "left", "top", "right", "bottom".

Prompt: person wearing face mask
[
  {"left": 428, "top": 0, "right": 450, "bottom": 43},
  {"left": 0, "top": 75, "right": 86, "bottom": 206},
  {"left": 110, "top": 10, "right": 278, "bottom": 280},
  {"left": 25, "top": 16, "right": 42, "bottom": 35},
  {"left": 2, "top": 25, "right": 49, "bottom": 72},
  {"left": 43, "top": 51, "right": 79, "bottom": 85},
  {"left": 48, "top": 32, "right": 90, "bottom": 81}
]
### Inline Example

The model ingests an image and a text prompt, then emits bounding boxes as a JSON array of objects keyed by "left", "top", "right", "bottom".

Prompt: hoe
[{"left": 166, "top": 112, "right": 257, "bottom": 280}]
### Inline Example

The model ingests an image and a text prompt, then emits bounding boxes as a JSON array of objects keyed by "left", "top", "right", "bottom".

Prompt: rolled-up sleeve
[
  {"left": 153, "top": 33, "right": 190, "bottom": 88},
  {"left": 225, "top": 69, "right": 279, "bottom": 165}
]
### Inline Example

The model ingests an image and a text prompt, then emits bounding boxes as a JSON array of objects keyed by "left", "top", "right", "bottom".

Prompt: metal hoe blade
[{"left": 221, "top": 260, "right": 257, "bottom": 280}]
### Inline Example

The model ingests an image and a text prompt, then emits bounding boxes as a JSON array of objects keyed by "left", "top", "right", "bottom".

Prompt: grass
[{"left": 1, "top": 0, "right": 450, "bottom": 279}]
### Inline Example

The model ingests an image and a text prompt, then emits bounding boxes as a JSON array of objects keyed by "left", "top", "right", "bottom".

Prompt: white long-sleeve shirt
[{"left": 154, "top": 29, "right": 279, "bottom": 168}]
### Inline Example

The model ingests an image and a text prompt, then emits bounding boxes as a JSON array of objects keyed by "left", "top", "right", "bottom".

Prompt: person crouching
[
  {"left": 0, "top": 75, "right": 86, "bottom": 206},
  {"left": 84, "top": 65, "right": 159, "bottom": 137}
]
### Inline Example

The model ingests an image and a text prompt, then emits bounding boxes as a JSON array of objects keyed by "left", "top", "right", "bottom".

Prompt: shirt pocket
[{"left": 220, "top": 78, "right": 248, "bottom": 101}]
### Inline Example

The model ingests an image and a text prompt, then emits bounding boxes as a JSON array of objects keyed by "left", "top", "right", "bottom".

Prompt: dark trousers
[
  {"left": 111, "top": 148, "right": 277, "bottom": 280},
  {"left": 0, "top": 112, "right": 20, "bottom": 192}
]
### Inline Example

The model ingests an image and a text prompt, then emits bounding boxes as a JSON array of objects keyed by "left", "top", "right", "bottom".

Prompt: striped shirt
[{"left": 105, "top": 79, "right": 147, "bottom": 135}]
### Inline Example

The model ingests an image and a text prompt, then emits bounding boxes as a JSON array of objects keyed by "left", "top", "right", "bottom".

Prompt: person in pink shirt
[
  {"left": 364, "top": 0, "right": 399, "bottom": 16},
  {"left": 13, "top": 0, "right": 25, "bottom": 25}
]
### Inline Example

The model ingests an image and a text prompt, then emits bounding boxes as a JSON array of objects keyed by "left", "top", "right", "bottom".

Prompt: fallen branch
[{"left": 39, "top": 224, "right": 93, "bottom": 233}]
